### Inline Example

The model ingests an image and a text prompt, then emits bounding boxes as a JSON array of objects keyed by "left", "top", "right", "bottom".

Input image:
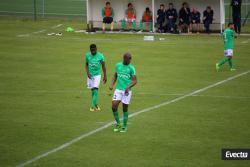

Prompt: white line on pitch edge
[
  {"left": 51, "top": 24, "right": 63, "bottom": 29},
  {"left": 16, "top": 70, "right": 250, "bottom": 167},
  {"left": 241, "top": 38, "right": 250, "bottom": 44}
]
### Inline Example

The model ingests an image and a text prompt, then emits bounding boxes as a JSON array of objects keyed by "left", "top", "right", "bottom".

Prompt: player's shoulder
[
  {"left": 128, "top": 64, "right": 136, "bottom": 71},
  {"left": 85, "top": 52, "right": 91, "bottom": 57},
  {"left": 97, "top": 52, "right": 104, "bottom": 57},
  {"left": 116, "top": 62, "right": 123, "bottom": 67}
]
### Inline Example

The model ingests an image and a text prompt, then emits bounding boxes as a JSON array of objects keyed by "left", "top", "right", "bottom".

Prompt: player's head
[
  {"left": 182, "top": 2, "right": 188, "bottom": 8},
  {"left": 206, "top": 6, "right": 211, "bottom": 12},
  {"left": 123, "top": 53, "right": 132, "bottom": 65},
  {"left": 169, "top": 3, "right": 173, "bottom": 9},
  {"left": 128, "top": 3, "right": 133, "bottom": 9},
  {"left": 90, "top": 44, "right": 97, "bottom": 55},
  {"left": 145, "top": 7, "right": 150, "bottom": 12},
  {"left": 160, "top": 4, "right": 164, "bottom": 10},
  {"left": 228, "top": 22, "right": 235, "bottom": 30},
  {"left": 106, "top": 2, "right": 110, "bottom": 7}
]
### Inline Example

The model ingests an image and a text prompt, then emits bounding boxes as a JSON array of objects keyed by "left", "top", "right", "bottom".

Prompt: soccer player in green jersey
[
  {"left": 85, "top": 44, "right": 107, "bottom": 112},
  {"left": 216, "top": 23, "right": 236, "bottom": 71},
  {"left": 109, "top": 53, "right": 137, "bottom": 132}
]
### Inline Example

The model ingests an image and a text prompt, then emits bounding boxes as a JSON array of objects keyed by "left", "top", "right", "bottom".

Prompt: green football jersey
[
  {"left": 115, "top": 62, "right": 136, "bottom": 90},
  {"left": 223, "top": 28, "right": 235, "bottom": 50},
  {"left": 85, "top": 52, "right": 105, "bottom": 76}
]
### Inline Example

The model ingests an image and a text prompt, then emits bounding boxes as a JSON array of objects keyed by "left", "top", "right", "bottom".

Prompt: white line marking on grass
[
  {"left": 137, "top": 93, "right": 250, "bottom": 99},
  {"left": 16, "top": 70, "right": 250, "bottom": 167},
  {"left": 51, "top": 24, "right": 63, "bottom": 29},
  {"left": 241, "top": 38, "right": 250, "bottom": 44},
  {"left": 32, "top": 29, "right": 46, "bottom": 34}
]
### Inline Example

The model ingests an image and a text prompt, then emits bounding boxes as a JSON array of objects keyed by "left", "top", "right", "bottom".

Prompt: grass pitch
[{"left": 0, "top": 18, "right": 250, "bottom": 167}]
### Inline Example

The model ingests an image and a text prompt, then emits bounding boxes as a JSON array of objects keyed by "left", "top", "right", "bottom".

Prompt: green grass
[
  {"left": 0, "top": 18, "right": 250, "bottom": 167},
  {"left": 0, "top": 0, "right": 86, "bottom": 18}
]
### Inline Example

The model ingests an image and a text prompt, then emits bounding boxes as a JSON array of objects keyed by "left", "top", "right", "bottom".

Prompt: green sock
[
  {"left": 140, "top": 21, "right": 144, "bottom": 30},
  {"left": 228, "top": 59, "right": 234, "bottom": 68},
  {"left": 91, "top": 89, "right": 98, "bottom": 108},
  {"left": 218, "top": 58, "right": 229, "bottom": 66},
  {"left": 132, "top": 21, "right": 136, "bottom": 30},
  {"left": 121, "top": 19, "right": 125, "bottom": 29},
  {"left": 123, "top": 112, "right": 128, "bottom": 127},
  {"left": 149, "top": 22, "right": 153, "bottom": 31},
  {"left": 112, "top": 109, "right": 120, "bottom": 124}
]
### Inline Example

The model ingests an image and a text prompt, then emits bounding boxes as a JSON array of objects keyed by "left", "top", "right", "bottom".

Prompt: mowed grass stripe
[{"left": 16, "top": 71, "right": 249, "bottom": 167}]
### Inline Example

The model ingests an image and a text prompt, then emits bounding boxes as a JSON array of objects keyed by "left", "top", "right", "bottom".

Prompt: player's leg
[
  {"left": 112, "top": 100, "right": 121, "bottom": 132},
  {"left": 92, "top": 87, "right": 99, "bottom": 109},
  {"left": 139, "top": 21, "right": 144, "bottom": 31},
  {"left": 132, "top": 19, "right": 136, "bottom": 30},
  {"left": 120, "top": 91, "right": 132, "bottom": 132},
  {"left": 120, "top": 103, "right": 128, "bottom": 132},
  {"left": 91, "top": 75, "right": 101, "bottom": 111},
  {"left": 112, "top": 90, "right": 122, "bottom": 132},
  {"left": 110, "top": 17, "right": 114, "bottom": 31},
  {"left": 121, "top": 19, "right": 126, "bottom": 31},
  {"left": 102, "top": 18, "right": 106, "bottom": 31},
  {"left": 227, "top": 50, "right": 235, "bottom": 71}
]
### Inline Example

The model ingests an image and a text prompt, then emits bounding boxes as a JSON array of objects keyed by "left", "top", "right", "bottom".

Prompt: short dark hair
[
  {"left": 128, "top": 3, "right": 132, "bottom": 7},
  {"left": 207, "top": 6, "right": 211, "bottom": 10},
  {"left": 90, "top": 44, "right": 96, "bottom": 49},
  {"left": 169, "top": 3, "right": 173, "bottom": 6},
  {"left": 106, "top": 2, "right": 110, "bottom": 5},
  {"left": 228, "top": 22, "right": 234, "bottom": 27},
  {"left": 160, "top": 4, "right": 164, "bottom": 7},
  {"left": 182, "top": 2, "right": 188, "bottom": 6},
  {"left": 146, "top": 7, "right": 150, "bottom": 11}
]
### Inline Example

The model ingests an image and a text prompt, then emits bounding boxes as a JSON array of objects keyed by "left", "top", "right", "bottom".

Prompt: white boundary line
[
  {"left": 16, "top": 71, "right": 249, "bottom": 167},
  {"left": 241, "top": 38, "right": 250, "bottom": 44},
  {"left": 17, "top": 24, "right": 63, "bottom": 37}
]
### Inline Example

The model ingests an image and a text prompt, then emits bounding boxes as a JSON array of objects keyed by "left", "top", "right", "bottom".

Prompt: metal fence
[
  {"left": 0, "top": 0, "right": 87, "bottom": 21},
  {"left": 0, "top": 0, "right": 249, "bottom": 24}
]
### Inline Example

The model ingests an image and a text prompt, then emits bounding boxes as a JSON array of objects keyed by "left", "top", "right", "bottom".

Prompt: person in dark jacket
[
  {"left": 231, "top": 0, "right": 242, "bottom": 34},
  {"left": 179, "top": 2, "right": 191, "bottom": 33},
  {"left": 157, "top": 4, "right": 166, "bottom": 33},
  {"left": 203, "top": 6, "right": 214, "bottom": 34},
  {"left": 165, "top": 3, "right": 178, "bottom": 33},
  {"left": 190, "top": 8, "right": 201, "bottom": 33}
]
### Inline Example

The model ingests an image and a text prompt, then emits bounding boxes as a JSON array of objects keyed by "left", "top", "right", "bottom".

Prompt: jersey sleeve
[
  {"left": 115, "top": 63, "right": 119, "bottom": 73},
  {"left": 131, "top": 66, "right": 136, "bottom": 76},
  {"left": 85, "top": 54, "right": 88, "bottom": 63},
  {"left": 100, "top": 54, "right": 105, "bottom": 63}
]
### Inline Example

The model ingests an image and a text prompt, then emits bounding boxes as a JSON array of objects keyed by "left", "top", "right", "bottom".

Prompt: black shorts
[
  {"left": 103, "top": 17, "right": 113, "bottom": 24},
  {"left": 191, "top": 20, "right": 200, "bottom": 24},
  {"left": 179, "top": 20, "right": 190, "bottom": 26}
]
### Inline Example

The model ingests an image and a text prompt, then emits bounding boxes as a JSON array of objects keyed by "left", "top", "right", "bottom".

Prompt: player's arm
[
  {"left": 125, "top": 75, "right": 137, "bottom": 95},
  {"left": 109, "top": 73, "right": 117, "bottom": 90},
  {"left": 101, "top": 61, "right": 107, "bottom": 84},
  {"left": 85, "top": 62, "right": 91, "bottom": 79}
]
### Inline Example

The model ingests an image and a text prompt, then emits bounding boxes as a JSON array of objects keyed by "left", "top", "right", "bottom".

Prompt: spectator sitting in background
[
  {"left": 179, "top": 2, "right": 191, "bottom": 33},
  {"left": 156, "top": 4, "right": 166, "bottom": 33},
  {"left": 139, "top": 7, "right": 153, "bottom": 32},
  {"left": 190, "top": 8, "right": 201, "bottom": 33},
  {"left": 102, "top": 2, "right": 115, "bottom": 32},
  {"left": 203, "top": 6, "right": 214, "bottom": 34},
  {"left": 121, "top": 3, "right": 136, "bottom": 32},
  {"left": 165, "top": 3, "right": 178, "bottom": 33}
]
